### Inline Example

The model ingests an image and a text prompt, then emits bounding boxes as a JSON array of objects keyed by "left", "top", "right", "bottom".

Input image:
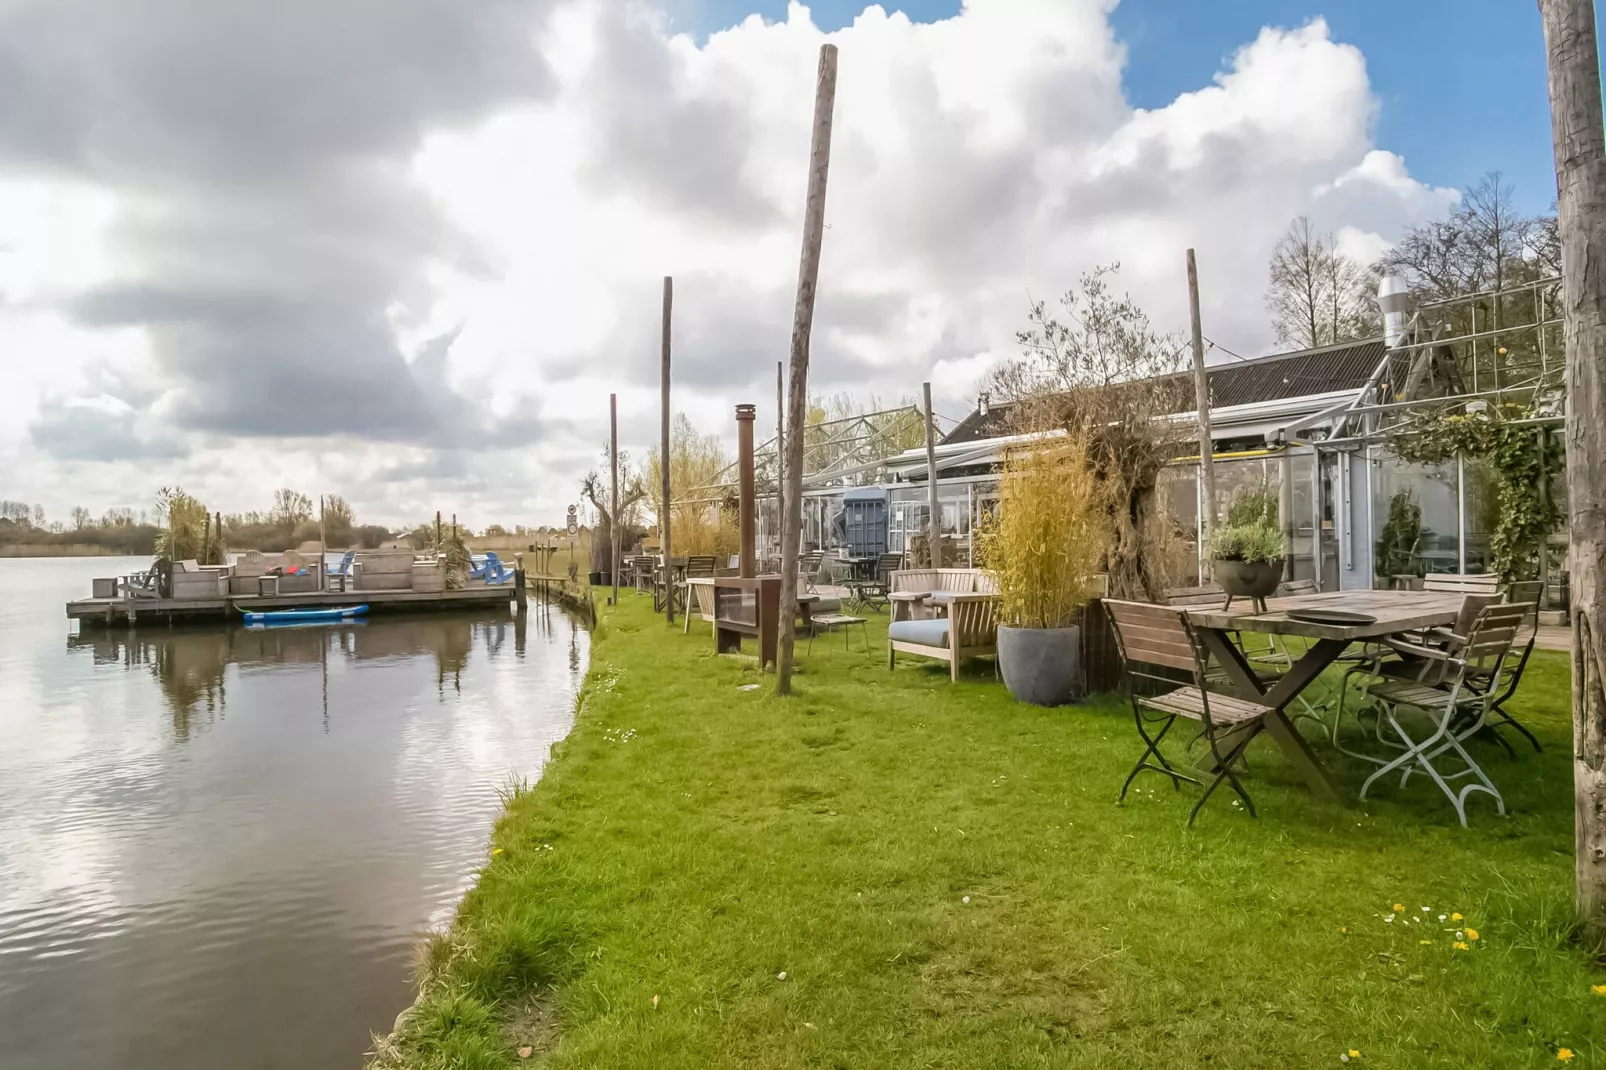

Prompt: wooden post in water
[
  {"left": 923, "top": 381, "right": 942, "bottom": 569},
  {"left": 662, "top": 275, "right": 674, "bottom": 624},
  {"left": 610, "top": 392, "right": 620, "bottom": 608},
  {"left": 776, "top": 42, "right": 839, "bottom": 697},
  {"left": 514, "top": 551, "right": 528, "bottom": 613}
]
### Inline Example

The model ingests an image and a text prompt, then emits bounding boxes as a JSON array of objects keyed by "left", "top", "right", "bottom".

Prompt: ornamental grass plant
[{"left": 981, "top": 433, "right": 1108, "bottom": 629}]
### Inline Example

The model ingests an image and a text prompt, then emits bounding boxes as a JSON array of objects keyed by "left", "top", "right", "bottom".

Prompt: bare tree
[
  {"left": 1383, "top": 172, "right": 1555, "bottom": 301},
  {"left": 1265, "top": 216, "right": 1378, "bottom": 349},
  {"left": 991, "top": 264, "right": 1189, "bottom": 599},
  {"left": 270, "top": 488, "right": 313, "bottom": 528},
  {"left": 70, "top": 506, "right": 92, "bottom": 530},
  {"left": 1540, "top": 0, "right": 1606, "bottom": 946}
]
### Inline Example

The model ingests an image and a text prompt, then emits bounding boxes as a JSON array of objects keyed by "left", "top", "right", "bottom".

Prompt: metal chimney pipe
[
  {"left": 736, "top": 403, "right": 757, "bottom": 578},
  {"left": 1378, "top": 275, "right": 1411, "bottom": 349}
]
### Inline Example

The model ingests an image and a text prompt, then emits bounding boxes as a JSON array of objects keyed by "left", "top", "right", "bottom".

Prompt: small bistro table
[{"left": 1181, "top": 590, "right": 1466, "bottom": 802}]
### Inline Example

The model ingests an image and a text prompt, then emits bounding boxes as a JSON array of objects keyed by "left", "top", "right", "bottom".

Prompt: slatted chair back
[
  {"left": 1105, "top": 600, "right": 1210, "bottom": 706},
  {"left": 1163, "top": 584, "right": 1225, "bottom": 608},
  {"left": 1423, "top": 573, "right": 1501, "bottom": 597},
  {"left": 683, "top": 555, "right": 718, "bottom": 577},
  {"left": 1454, "top": 603, "right": 1530, "bottom": 681},
  {"left": 876, "top": 552, "right": 904, "bottom": 582},
  {"left": 1451, "top": 593, "right": 1505, "bottom": 641},
  {"left": 1505, "top": 581, "right": 1542, "bottom": 617}
]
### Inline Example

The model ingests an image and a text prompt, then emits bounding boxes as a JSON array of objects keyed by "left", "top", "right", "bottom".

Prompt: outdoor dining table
[{"left": 1181, "top": 590, "right": 1466, "bottom": 802}]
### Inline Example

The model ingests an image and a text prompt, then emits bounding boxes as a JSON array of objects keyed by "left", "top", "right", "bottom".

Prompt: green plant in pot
[
  {"left": 981, "top": 433, "right": 1107, "bottom": 706},
  {"left": 1208, "top": 494, "right": 1285, "bottom": 612}
]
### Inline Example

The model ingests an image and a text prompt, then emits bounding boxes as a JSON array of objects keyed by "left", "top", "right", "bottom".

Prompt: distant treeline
[{"left": 0, "top": 517, "right": 161, "bottom": 556}]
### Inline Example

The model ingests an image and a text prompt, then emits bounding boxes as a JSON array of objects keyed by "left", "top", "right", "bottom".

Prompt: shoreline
[{"left": 370, "top": 597, "right": 1595, "bottom": 1068}]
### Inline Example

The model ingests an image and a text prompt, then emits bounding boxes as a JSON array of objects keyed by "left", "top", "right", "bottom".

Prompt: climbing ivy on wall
[{"left": 1385, "top": 403, "right": 1563, "bottom": 582}]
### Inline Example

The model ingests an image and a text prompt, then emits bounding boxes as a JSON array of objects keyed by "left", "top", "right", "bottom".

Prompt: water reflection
[
  {"left": 61, "top": 614, "right": 561, "bottom": 740},
  {"left": 2, "top": 558, "right": 587, "bottom": 1070}
]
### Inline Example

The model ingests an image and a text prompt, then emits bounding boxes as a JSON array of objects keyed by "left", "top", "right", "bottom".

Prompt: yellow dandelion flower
[
  {"left": 1393, "top": 903, "right": 1404, "bottom": 913},
  {"left": 1419, "top": 939, "right": 1432, "bottom": 945},
  {"left": 1453, "top": 941, "right": 1469, "bottom": 951},
  {"left": 492, "top": 848, "right": 504, "bottom": 855},
  {"left": 1349, "top": 1052, "right": 1360, "bottom": 1059},
  {"left": 1451, "top": 912, "right": 1463, "bottom": 921},
  {"left": 1592, "top": 984, "right": 1606, "bottom": 996},
  {"left": 1465, "top": 928, "right": 1478, "bottom": 941},
  {"left": 1557, "top": 1048, "right": 1574, "bottom": 1062},
  {"left": 1340, "top": 927, "right": 1348, "bottom": 934}
]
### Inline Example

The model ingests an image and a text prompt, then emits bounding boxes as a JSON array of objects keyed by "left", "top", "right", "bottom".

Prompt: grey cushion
[
  {"left": 810, "top": 596, "right": 843, "bottom": 613},
  {"left": 888, "top": 619, "right": 950, "bottom": 648}
]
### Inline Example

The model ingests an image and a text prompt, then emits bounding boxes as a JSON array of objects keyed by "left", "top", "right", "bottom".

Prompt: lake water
[{"left": 0, "top": 556, "right": 587, "bottom": 1068}]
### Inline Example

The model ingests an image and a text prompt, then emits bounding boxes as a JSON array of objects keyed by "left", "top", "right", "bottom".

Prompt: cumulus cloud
[{"left": 0, "top": 0, "right": 1459, "bottom": 526}]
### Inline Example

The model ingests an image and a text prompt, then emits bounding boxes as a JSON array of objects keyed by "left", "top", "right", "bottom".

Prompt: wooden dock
[{"left": 67, "top": 585, "right": 517, "bottom": 627}]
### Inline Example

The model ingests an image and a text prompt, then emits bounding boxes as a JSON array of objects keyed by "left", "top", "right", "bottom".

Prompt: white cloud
[{"left": 1, "top": 1, "right": 1457, "bottom": 528}]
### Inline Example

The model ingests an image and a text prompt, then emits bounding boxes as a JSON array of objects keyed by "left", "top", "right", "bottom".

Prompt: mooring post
[{"left": 514, "top": 552, "right": 528, "bottom": 614}]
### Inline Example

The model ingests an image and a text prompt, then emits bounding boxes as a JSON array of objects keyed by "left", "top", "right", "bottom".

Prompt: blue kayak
[{"left": 238, "top": 604, "right": 368, "bottom": 625}]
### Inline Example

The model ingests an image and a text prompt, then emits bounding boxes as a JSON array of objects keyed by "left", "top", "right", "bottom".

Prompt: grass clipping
[{"left": 982, "top": 433, "right": 1106, "bottom": 629}]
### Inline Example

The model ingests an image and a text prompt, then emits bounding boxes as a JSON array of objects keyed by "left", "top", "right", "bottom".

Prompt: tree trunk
[
  {"left": 776, "top": 44, "right": 839, "bottom": 696},
  {"left": 1540, "top": 0, "right": 1606, "bottom": 945}
]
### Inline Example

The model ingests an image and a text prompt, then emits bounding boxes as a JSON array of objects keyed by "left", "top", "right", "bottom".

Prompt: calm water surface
[{"left": 0, "top": 557, "right": 587, "bottom": 1068}]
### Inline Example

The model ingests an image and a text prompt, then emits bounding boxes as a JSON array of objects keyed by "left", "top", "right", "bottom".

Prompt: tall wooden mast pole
[
  {"left": 776, "top": 43, "right": 839, "bottom": 696},
  {"left": 610, "top": 392, "right": 619, "bottom": 608},
  {"left": 923, "top": 381, "right": 941, "bottom": 569},
  {"left": 1187, "top": 248, "right": 1218, "bottom": 550},
  {"left": 1540, "top": 0, "right": 1606, "bottom": 942},
  {"left": 661, "top": 276, "right": 674, "bottom": 624}
]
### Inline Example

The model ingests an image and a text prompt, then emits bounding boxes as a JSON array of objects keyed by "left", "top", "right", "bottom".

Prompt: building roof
[{"left": 943, "top": 336, "right": 1386, "bottom": 445}]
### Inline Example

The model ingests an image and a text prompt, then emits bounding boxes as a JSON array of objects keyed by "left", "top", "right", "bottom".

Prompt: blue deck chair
[
  {"left": 325, "top": 550, "right": 357, "bottom": 577},
  {"left": 480, "top": 552, "right": 515, "bottom": 585}
]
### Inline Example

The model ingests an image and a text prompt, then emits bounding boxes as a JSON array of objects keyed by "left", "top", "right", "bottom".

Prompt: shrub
[{"left": 981, "top": 433, "right": 1108, "bottom": 629}]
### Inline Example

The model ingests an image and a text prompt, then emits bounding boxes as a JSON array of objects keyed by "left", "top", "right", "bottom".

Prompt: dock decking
[{"left": 67, "top": 585, "right": 518, "bottom": 627}]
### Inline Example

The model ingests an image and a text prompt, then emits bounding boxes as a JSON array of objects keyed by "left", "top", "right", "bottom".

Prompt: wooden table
[
  {"left": 1182, "top": 590, "right": 1465, "bottom": 802},
  {"left": 890, "top": 590, "right": 930, "bottom": 622}
]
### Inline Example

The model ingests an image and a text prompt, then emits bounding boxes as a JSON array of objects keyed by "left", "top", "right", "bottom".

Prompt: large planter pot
[
  {"left": 588, "top": 570, "right": 610, "bottom": 586},
  {"left": 997, "top": 624, "right": 1082, "bottom": 707},
  {"left": 1212, "top": 558, "right": 1283, "bottom": 605}
]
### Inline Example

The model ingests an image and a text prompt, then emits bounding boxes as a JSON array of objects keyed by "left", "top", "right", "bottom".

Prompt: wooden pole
[
  {"left": 1541, "top": 0, "right": 1606, "bottom": 943},
  {"left": 776, "top": 43, "right": 838, "bottom": 696},
  {"left": 319, "top": 495, "right": 326, "bottom": 592},
  {"left": 1187, "top": 249, "right": 1219, "bottom": 550},
  {"left": 923, "top": 381, "right": 942, "bottom": 569},
  {"left": 777, "top": 360, "right": 785, "bottom": 566},
  {"left": 662, "top": 275, "right": 674, "bottom": 624},
  {"left": 610, "top": 392, "right": 620, "bottom": 608}
]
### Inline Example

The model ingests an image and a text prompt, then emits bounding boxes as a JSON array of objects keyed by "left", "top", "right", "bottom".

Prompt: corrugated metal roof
[{"left": 943, "top": 337, "right": 1384, "bottom": 445}]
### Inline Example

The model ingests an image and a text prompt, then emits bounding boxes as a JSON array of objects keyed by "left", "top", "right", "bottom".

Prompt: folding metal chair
[
  {"left": 1331, "top": 591, "right": 1502, "bottom": 760},
  {"left": 1464, "top": 584, "right": 1543, "bottom": 754},
  {"left": 1358, "top": 603, "right": 1529, "bottom": 826},
  {"left": 1107, "top": 600, "right": 1275, "bottom": 826}
]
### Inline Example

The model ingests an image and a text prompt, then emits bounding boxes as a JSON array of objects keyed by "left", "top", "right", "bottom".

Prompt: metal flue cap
[
  {"left": 735, "top": 403, "right": 756, "bottom": 421},
  {"left": 1378, "top": 274, "right": 1411, "bottom": 348},
  {"left": 1377, "top": 274, "right": 1411, "bottom": 313}
]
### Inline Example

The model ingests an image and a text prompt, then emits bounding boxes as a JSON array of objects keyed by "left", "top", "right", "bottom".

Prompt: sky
[{"left": 0, "top": 0, "right": 1573, "bottom": 531}]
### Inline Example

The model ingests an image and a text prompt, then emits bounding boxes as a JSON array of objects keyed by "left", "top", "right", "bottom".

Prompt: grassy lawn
[{"left": 381, "top": 597, "right": 1606, "bottom": 1069}]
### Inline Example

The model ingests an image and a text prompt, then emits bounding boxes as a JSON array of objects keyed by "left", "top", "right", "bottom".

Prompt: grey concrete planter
[{"left": 997, "top": 625, "right": 1082, "bottom": 707}]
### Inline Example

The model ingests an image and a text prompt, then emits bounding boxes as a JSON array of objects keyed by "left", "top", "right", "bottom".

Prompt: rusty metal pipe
[{"left": 736, "top": 404, "right": 757, "bottom": 578}]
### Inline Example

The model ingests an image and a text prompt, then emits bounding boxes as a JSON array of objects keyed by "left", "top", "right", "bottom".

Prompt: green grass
[{"left": 380, "top": 598, "right": 1606, "bottom": 1068}]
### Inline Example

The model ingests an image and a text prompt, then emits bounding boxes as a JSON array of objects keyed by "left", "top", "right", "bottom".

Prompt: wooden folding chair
[{"left": 1106, "top": 600, "right": 1275, "bottom": 826}]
